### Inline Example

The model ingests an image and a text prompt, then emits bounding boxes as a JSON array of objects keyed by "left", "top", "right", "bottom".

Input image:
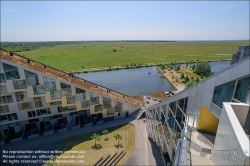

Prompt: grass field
[
  {"left": 17, "top": 41, "right": 249, "bottom": 72},
  {"left": 47, "top": 124, "right": 135, "bottom": 166}
]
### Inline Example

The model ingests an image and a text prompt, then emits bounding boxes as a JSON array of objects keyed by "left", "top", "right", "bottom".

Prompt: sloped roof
[{"left": 0, "top": 49, "right": 143, "bottom": 106}]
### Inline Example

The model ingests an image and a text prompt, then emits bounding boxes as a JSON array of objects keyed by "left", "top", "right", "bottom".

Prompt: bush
[
  {"left": 186, "top": 80, "right": 194, "bottom": 88},
  {"left": 194, "top": 62, "right": 212, "bottom": 77}
]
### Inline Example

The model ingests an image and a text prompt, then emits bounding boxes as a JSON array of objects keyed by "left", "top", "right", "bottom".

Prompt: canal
[{"left": 75, "top": 61, "right": 230, "bottom": 96}]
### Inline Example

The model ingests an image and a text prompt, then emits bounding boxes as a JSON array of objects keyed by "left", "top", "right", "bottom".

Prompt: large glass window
[
  {"left": 90, "top": 92, "right": 99, "bottom": 105},
  {"left": 115, "top": 101, "right": 123, "bottom": 112},
  {"left": 234, "top": 77, "right": 250, "bottom": 102},
  {"left": 33, "top": 85, "right": 45, "bottom": 95},
  {"left": 0, "top": 95, "right": 13, "bottom": 104},
  {"left": 213, "top": 81, "right": 236, "bottom": 108},
  {"left": 13, "top": 80, "right": 27, "bottom": 89},
  {"left": 24, "top": 70, "right": 39, "bottom": 86},
  {"left": 76, "top": 88, "right": 86, "bottom": 101},
  {"left": 0, "top": 73, "right": 6, "bottom": 83},
  {"left": 36, "top": 108, "right": 51, "bottom": 116},
  {"left": 103, "top": 97, "right": 111, "bottom": 108},
  {"left": 34, "top": 97, "right": 43, "bottom": 108},
  {"left": 0, "top": 115, "right": 8, "bottom": 122},
  {"left": 50, "top": 101, "right": 61, "bottom": 106},
  {"left": 66, "top": 96, "right": 76, "bottom": 104},
  {"left": 94, "top": 104, "right": 103, "bottom": 112},
  {"left": 81, "top": 100, "right": 91, "bottom": 108},
  {"left": 44, "top": 77, "right": 56, "bottom": 91},
  {"left": 27, "top": 111, "right": 37, "bottom": 118},
  {"left": 50, "top": 90, "right": 61, "bottom": 100},
  {"left": 57, "top": 105, "right": 76, "bottom": 112},
  {"left": 60, "top": 82, "right": 72, "bottom": 96},
  {"left": 2, "top": 63, "right": 20, "bottom": 80},
  {"left": 18, "top": 102, "right": 33, "bottom": 110},
  {"left": 169, "top": 102, "right": 176, "bottom": 115},
  {"left": 15, "top": 92, "right": 25, "bottom": 102},
  {"left": 0, "top": 105, "right": 10, "bottom": 113}
]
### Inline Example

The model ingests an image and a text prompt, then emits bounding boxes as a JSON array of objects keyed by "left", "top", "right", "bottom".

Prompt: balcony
[{"left": 33, "top": 85, "right": 45, "bottom": 95}]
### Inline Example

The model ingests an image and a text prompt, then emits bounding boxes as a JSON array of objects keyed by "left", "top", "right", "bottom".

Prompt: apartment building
[
  {"left": 0, "top": 49, "right": 141, "bottom": 144},
  {"left": 145, "top": 56, "right": 250, "bottom": 165}
]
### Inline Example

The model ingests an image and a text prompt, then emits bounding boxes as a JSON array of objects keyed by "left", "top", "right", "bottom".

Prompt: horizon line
[{"left": 1, "top": 39, "right": 250, "bottom": 43}]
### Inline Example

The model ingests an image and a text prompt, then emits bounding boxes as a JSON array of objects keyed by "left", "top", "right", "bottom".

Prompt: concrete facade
[{"left": 145, "top": 57, "right": 250, "bottom": 165}]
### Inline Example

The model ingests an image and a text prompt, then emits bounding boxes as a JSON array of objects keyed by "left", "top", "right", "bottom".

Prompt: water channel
[{"left": 75, "top": 61, "right": 231, "bottom": 96}]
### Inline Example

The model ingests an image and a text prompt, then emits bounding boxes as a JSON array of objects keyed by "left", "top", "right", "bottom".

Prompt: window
[
  {"left": 36, "top": 108, "right": 51, "bottom": 116},
  {"left": 81, "top": 100, "right": 91, "bottom": 108},
  {"left": 33, "top": 85, "right": 45, "bottom": 95},
  {"left": 18, "top": 102, "right": 33, "bottom": 110},
  {"left": 50, "top": 90, "right": 61, "bottom": 100},
  {"left": 0, "top": 95, "right": 13, "bottom": 103},
  {"left": 2, "top": 63, "right": 20, "bottom": 80},
  {"left": 27, "top": 111, "right": 36, "bottom": 118},
  {"left": 213, "top": 81, "right": 236, "bottom": 108},
  {"left": 66, "top": 96, "right": 76, "bottom": 104},
  {"left": 15, "top": 92, "right": 25, "bottom": 102},
  {"left": 24, "top": 70, "right": 39, "bottom": 86},
  {"left": 103, "top": 97, "right": 111, "bottom": 108},
  {"left": 57, "top": 106, "right": 76, "bottom": 112},
  {"left": 44, "top": 77, "right": 56, "bottom": 91},
  {"left": 234, "top": 77, "right": 250, "bottom": 102},
  {"left": 0, "top": 85, "right": 8, "bottom": 94},
  {"left": 60, "top": 82, "right": 72, "bottom": 96},
  {"left": 34, "top": 97, "right": 43, "bottom": 108},
  {"left": 0, "top": 115, "right": 7, "bottom": 122},
  {"left": 13, "top": 80, "right": 27, "bottom": 89},
  {"left": 50, "top": 101, "right": 62, "bottom": 106},
  {"left": 115, "top": 101, "right": 123, "bottom": 112},
  {"left": 76, "top": 88, "right": 86, "bottom": 101},
  {"left": 0, "top": 73, "right": 6, "bottom": 83},
  {"left": 94, "top": 104, "right": 103, "bottom": 112},
  {"left": 0, "top": 105, "right": 10, "bottom": 113},
  {"left": 90, "top": 92, "right": 99, "bottom": 105}
]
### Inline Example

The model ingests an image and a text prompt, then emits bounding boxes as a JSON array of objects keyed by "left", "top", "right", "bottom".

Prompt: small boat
[{"left": 148, "top": 72, "right": 151, "bottom": 74}]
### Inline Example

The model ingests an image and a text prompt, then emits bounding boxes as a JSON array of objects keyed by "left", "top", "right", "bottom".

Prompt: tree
[
  {"left": 192, "top": 65, "right": 195, "bottom": 70},
  {"left": 114, "top": 134, "right": 122, "bottom": 147},
  {"left": 195, "top": 77, "right": 200, "bottom": 83},
  {"left": 102, "top": 130, "right": 109, "bottom": 141},
  {"left": 184, "top": 76, "right": 190, "bottom": 83},
  {"left": 180, "top": 73, "right": 185, "bottom": 80},
  {"left": 186, "top": 80, "right": 194, "bottom": 88},
  {"left": 91, "top": 133, "right": 101, "bottom": 147},
  {"left": 194, "top": 62, "right": 212, "bottom": 77}
]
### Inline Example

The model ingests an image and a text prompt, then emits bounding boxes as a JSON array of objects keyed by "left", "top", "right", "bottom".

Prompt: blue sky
[{"left": 1, "top": 1, "right": 249, "bottom": 41}]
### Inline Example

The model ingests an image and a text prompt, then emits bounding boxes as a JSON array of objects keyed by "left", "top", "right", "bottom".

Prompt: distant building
[{"left": 231, "top": 46, "right": 250, "bottom": 65}]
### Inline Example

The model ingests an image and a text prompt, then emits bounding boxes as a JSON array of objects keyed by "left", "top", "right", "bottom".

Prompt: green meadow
[{"left": 17, "top": 41, "right": 249, "bottom": 72}]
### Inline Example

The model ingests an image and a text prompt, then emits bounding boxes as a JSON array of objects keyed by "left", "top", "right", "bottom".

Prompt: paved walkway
[
  {"left": 124, "top": 118, "right": 163, "bottom": 166},
  {"left": 2, "top": 111, "right": 163, "bottom": 166}
]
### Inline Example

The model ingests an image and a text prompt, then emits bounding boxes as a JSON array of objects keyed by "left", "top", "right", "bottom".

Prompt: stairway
[{"left": 186, "top": 126, "right": 216, "bottom": 165}]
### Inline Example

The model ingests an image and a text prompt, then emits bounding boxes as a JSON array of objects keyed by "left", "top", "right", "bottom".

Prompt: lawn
[
  {"left": 17, "top": 41, "right": 249, "bottom": 72},
  {"left": 46, "top": 124, "right": 135, "bottom": 166}
]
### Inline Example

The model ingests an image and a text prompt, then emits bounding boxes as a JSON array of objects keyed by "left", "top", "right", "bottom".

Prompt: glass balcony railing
[
  {"left": 50, "top": 90, "right": 61, "bottom": 100},
  {"left": 44, "top": 82, "right": 56, "bottom": 91},
  {"left": 33, "top": 85, "right": 45, "bottom": 95},
  {"left": 66, "top": 96, "right": 76, "bottom": 104},
  {"left": 107, "top": 107, "right": 115, "bottom": 115}
]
